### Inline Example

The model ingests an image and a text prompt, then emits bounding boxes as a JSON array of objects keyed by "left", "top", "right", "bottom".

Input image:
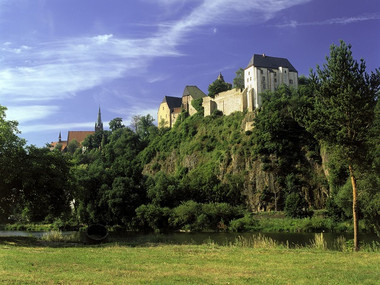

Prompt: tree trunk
[{"left": 349, "top": 164, "right": 359, "bottom": 251}]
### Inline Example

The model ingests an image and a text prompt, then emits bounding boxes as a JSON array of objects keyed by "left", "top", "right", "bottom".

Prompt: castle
[
  {"left": 158, "top": 54, "right": 298, "bottom": 128},
  {"left": 158, "top": 86, "right": 207, "bottom": 128},
  {"left": 50, "top": 107, "right": 103, "bottom": 151}
]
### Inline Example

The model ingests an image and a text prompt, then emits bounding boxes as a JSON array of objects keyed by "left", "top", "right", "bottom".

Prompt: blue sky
[{"left": 0, "top": 0, "right": 379, "bottom": 146}]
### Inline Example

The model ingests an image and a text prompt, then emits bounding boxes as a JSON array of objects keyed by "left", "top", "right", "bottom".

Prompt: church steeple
[
  {"left": 58, "top": 131, "right": 62, "bottom": 143},
  {"left": 95, "top": 107, "right": 103, "bottom": 132}
]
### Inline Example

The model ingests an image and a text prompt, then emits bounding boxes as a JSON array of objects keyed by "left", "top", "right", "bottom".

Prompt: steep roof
[
  {"left": 67, "top": 131, "right": 95, "bottom": 145},
  {"left": 182, "top": 85, "right": 207, "bottom": 99},
  {"left": 246, "top": 54, "right": 297, "bottom": 72},
  {"left": 162, "top": 96, "right": 182, "bottom": 110},
  {"left": 50, "top": 140, "right": 68, "bottom": 151}
]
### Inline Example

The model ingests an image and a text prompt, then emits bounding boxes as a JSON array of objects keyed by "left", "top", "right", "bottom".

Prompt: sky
[{"left": 0, "top": 0, "right": 379, "bottom": 146}]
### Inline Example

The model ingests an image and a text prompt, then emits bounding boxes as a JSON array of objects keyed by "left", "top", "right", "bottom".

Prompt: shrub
[
  {"left": 229, "top": 214, "right": 258, "bottom": 232},
  {"left": 134, "top": 204, "right": 172, "bottom": 232},
  {"left": 284, "top": 192, "right": 313, "bottom": 218}
]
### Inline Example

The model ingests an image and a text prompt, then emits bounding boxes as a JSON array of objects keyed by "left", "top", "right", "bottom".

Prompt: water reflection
[{"left": 1, "top": 230, "right": 379, "bottom": 249}]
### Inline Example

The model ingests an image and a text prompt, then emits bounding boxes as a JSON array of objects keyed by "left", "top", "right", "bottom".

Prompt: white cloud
[
  {"left": 110, "top": 105, "right": 158, "bottom": 126},
  {"left": 276, "top": 14, "right": 380, "bottom": 28},
  {"left": 0, "top": 0, "right": 311, "bottom": 109},
  {"left": 0, "top": 35, "right": 181, "bottom": 103},
  {"left": 5, "top": 105, "right": 59, "bottom": 123},
  {"left": 21, "top": 121, "right": 96, "bottom": 134}
]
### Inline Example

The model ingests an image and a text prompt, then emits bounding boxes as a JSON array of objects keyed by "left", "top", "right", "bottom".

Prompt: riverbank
[
  {"left": 0, "top": 236, "right": 379, "bottom": 284},
  {"left": 0, "top": 211, "right": 368, "bottom": 234}
]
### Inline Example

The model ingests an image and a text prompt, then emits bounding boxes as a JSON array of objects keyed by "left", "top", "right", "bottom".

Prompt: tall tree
[
  {"left": 109, "top": 117, "right": 125, "bottom": 131},
  {"left": 233, "top": 68, "right": 245, "bottom": 90},
  {"left": 0, "top": 106, "right": 25, "bottom": 222},
  {"left": 308, "top": 41, "right": 380, "bottom": 250},
  {"left": 135, "top": 114, "right": 156, "bottom": 142}
]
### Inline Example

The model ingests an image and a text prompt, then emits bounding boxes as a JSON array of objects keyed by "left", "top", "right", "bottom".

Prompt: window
[
  {"left": 248, "top": 71, "right": 250, "bottom": 75},
  {"left": 274, "top": 78, "right": 277, "bottom": 83},
  {"left": 289, "top": 79, "right": 293, "bottom": 84},
  {"left": 250, "top": 77, "right": 252, "bottom": 81},
  {"left": 260, "top": 70, "right": 263, "bottom": 74}
]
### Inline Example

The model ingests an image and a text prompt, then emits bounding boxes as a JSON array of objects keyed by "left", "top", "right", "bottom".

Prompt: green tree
[
  {"left": 109, "top": 117, "right": 125, "bottom": 131},
  {"left": 252, "top": 86, "right": 320, "bottom": 211},
  {"left": 21, "top": 146, "right": 72, "bottom": 222},
  {"left": 233, "top": 67, "right": 244, "bottom": 90},
  {"left": 135, "top": 114, "right": 156, "bottom": 142},
  {"left": 208, "top": 75, "right": 232, "bottom": 98},
  {"left": 0, "top": 106, "right": 25, "bottom": 222},
  {"left": 67, "top": 139, "right": 79, "bottom": 154},
  {"left": 308, "top": 41, "right": 380, "bottom": 250}
]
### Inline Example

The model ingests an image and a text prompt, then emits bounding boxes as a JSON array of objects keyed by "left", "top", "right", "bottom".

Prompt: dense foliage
[{"left": 0, "top": 42, "right": 379, "bottom": 238}]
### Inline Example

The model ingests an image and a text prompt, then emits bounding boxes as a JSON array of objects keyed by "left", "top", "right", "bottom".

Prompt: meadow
[{"left": 0, "top": 236, "right": 379, "bottom": 284}]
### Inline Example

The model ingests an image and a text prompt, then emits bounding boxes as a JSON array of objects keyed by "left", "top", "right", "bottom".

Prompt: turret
[{"left": 217, "top": 72, "right": 225, "bottom": 82}]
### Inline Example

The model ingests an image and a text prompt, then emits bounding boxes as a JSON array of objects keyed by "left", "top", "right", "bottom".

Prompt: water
[
  {"left": 1, "top": 230, "right": 379, "bottom": 249},
  {"left": 0, "top": 230, "right": 76, "bottom": 238},
  {"left": 108, "top": 231, "right": 380, "bottom": 248}
]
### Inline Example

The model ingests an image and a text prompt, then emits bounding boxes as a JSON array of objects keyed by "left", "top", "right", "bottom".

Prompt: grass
[{"left": 0, "top": 237, "right": 379, "bottom": 284}]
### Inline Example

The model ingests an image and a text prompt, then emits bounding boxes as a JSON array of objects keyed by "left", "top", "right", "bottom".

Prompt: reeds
[
  {"left": 41, "top": 231, "right": 80, "bottom": 243},
  {"left": 232, "top": 234, "right": 280, "bottom": 249},
  {"left": 310, "top": 233, "right": 327, "bottom": 250}
]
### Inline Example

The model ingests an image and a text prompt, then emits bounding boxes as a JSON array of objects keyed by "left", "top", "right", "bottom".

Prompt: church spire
[
  {"left": 58, "top": 131, "right": 62, "bottom": 143},
  {"left": 95, "top": 107, "right": 103, "bottom": 132}
]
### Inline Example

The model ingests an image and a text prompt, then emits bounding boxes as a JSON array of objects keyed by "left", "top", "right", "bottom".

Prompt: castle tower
[{"left": 95, "top": 107, "right": 103, "bottom": 132}]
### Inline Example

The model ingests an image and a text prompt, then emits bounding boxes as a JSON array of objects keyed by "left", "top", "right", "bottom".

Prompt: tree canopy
[
  {"left": 208, "top": 77, "right": 232, "bottom": 98},
  {"left": 233, "top": 68, "right": 244, "bottom": 90}
]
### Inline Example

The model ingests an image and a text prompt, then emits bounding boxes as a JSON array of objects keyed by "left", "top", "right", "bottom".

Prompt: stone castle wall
[{"left": 203, "top": 88, "right": 248, "bottom": 116}]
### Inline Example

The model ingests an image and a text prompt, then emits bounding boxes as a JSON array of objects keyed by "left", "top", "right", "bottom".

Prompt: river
[{"left": 1, "top": 230, "right": 379, "bottom": 249}]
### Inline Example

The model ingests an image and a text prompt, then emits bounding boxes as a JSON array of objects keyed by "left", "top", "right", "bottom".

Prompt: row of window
[{"left": 247, "top": 76, "right": 294, "bottom": 85}]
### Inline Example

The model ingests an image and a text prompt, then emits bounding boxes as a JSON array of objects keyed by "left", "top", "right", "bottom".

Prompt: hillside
[{"left": 139, "top": 108, "right": 328, "bottom": 212}]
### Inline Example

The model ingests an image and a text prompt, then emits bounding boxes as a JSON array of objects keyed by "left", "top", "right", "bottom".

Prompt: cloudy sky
[{"left": 0, "top": 0, "right": 379, "bottom": 146}]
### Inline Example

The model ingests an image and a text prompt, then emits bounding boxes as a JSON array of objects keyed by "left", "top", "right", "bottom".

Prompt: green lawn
[{"left": 0, "top": 237, "right": 379, "bottom": 284}]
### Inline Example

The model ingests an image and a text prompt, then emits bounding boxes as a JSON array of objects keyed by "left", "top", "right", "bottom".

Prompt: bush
[
  {"left": 169, "top": 202, "right": 244, "bottom": 231},
  {"left": 134, "top": 204, "right": 172, "bottom": 232},
  {"left": 284, "top": 193, "right": 313, "bottom": 218},
  {"left": 229, "top": 214, "right": 258, "bottom": 232},
  {"left": 169, "top": 201, "right": 201, "bottom": 230}
]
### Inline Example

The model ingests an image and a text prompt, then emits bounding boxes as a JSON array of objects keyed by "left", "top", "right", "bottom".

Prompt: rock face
[{"left": 142, "top": 112, "right": 328, "bottom": 211}]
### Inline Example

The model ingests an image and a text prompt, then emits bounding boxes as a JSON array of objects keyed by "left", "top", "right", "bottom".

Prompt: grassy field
[{"left": 0, "top": 237, "right": 379, "bottom": 284}]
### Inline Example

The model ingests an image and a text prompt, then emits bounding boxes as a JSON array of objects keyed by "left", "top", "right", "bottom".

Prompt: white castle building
[
  {"left": 203, "top": 54, "right": 298, "bottom": 117},
  {"left": 245, "top": 54, "right": 298, "bottom": 109},
  {"left": 158, "top": 54, "right": 299, "bottom": 128}
]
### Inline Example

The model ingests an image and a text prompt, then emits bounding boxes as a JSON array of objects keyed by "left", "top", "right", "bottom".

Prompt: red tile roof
[{"left": 67, "top": 131, "right": 95, "bottom": 145}]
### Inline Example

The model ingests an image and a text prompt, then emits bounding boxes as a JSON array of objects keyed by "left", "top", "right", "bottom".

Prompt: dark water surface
[
  {"left": 1, "top": 230, "right": 379, "bottom": 249},
  {"left": 108, "top": 231, "right": 380, "bottom": 248}
]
